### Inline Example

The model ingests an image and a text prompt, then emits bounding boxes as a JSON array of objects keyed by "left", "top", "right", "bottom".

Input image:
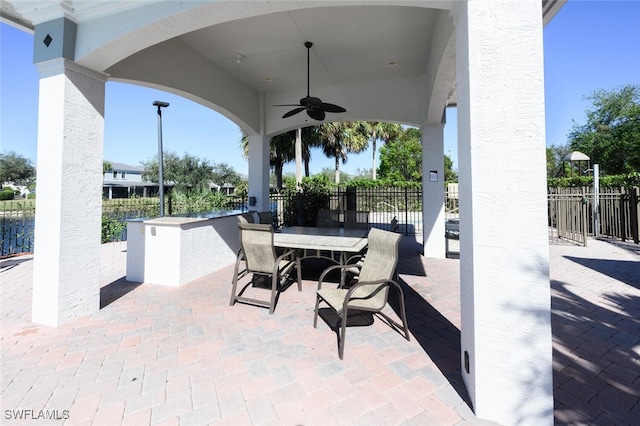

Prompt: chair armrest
[
  {"left": 276, "top": 248, "right": 298, "bottom": 263},
  {"left": 317, "top": 263, "right": 362, "bottom": 290},
  {"left": 344, "top": 253, "right": 364, "bottom": 265},
  {"left": 342, "top": 279, "right": 401, "bottom": 311}
]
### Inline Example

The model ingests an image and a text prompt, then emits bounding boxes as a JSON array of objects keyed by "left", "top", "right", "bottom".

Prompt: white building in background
[
  {"left": 1, "top": 182, "right": 31, "bottom": 198},
  {"left": 102, "top": 161, "right": 157, "bottom": 199}
]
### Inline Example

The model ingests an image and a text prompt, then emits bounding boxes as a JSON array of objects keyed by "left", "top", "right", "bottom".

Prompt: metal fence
[
  {"left": 1, "top": 200, "right": 35, "bottom": 256},
  {"left": 270, "top": 187, "right": 423, "bottom": 235},
  {"left": 548, "top": 186, "right": 640, "bottom": 246},
  {"left": 8, "top": 184, "right": 634, "bottom": 256}
]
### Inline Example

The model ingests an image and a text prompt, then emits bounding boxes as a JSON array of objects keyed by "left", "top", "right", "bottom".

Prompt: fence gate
[{"left": 548, "top": 188, "right": 589, "bottom": 246}]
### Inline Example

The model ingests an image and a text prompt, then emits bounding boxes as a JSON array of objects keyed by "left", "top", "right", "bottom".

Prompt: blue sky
[{"left": 1, "top": 1, "right": 639, "bottom": 176}]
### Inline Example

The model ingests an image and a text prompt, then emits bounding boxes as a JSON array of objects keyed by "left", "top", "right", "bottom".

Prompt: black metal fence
[
  {"left": 5, "top": 185, "right": 637, "bottom": 256},
  {"left": 270, "top": 187, "right": 423, "bottom": 235},
  {"left": 1, "top": 200, "right": 35, "bottom": 256}
]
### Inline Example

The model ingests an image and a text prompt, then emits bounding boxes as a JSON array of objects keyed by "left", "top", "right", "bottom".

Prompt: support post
[
  {"left": 421, "top": 122, "right": 446, "bottom": 257},
  {"left": 453, "top": 1, "right": 553, "bottom": 424},
  {"left": 247, "top": 135, "right": 271, "bottom": 212},
  {"left": 32, "top": 59, "right": 106, "bottom": 326},
  {"left": 593, "top": 164, "right": 600, "bottom": 237}
]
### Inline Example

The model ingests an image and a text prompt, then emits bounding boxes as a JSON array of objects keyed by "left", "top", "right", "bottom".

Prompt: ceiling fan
[{"left": 275, "top": 41, "right": 346, "bottom": 121}]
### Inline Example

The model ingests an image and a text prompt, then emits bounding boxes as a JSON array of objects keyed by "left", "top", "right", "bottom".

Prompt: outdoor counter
[{"left": 126, "top": 211, "right": 242, "bottom": 286}]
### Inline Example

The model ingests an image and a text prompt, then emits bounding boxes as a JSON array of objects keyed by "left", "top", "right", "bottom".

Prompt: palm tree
[
  {"left": 240, "top": 131, "right": 296, "bottom": 191},
  {"left": 300, "top": 126, "right": 320, "bottom": 178},
  {"left": 364, "top": 122, "right": 402, "bottom": 180},
  {"left": 317, "top": 122, "right": 369, "bottom": 184}
]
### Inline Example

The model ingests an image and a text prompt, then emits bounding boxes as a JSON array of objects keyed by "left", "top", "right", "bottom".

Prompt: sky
[{"left": 1, "top": 1, "right": 639, "bottom": 177}]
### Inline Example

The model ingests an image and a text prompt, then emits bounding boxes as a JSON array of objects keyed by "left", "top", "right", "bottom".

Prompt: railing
[
  {"left": 1, "top": 200, "right": 35, "bottom": 256},
  {"left": 8, "top": 185, "right": 632, "bottom": 256},
  {"left": 334, "top": 187, "right": 423, "bottom": 235},
  {"left": 547, "top": 186, "right": 640, "bottom": 246},
  {"left": 548, "top": 188, "right": 589, "bottom": 246},
  {"left": 270, "top": 187, "right": 423, "bottom": 235}
]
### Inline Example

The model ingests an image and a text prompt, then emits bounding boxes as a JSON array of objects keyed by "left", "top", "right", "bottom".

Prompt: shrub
[
  {"left": 548, "top": 172, "right": 640, "bottom": 188},
  {"left": 0, "top": 188, "right": 15, "bottom": 201},
  {"left": 281, "top": 175, "right": 332, "bottom": 227},
  {"left": 101, "top": 215, "right": 126, "bottom": 243}
]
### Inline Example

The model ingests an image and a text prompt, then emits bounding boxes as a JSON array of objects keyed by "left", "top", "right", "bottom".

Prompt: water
[
  {"left": 1, "top": 215, "right": 35, "bottom": 256},
  {"left": 1, "top": 209, "right": 245, "bottom": 256}
]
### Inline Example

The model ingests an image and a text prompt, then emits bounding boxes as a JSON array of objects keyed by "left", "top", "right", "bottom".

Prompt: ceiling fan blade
[
  {"left": 307, "top": 108, "right": 325, "bottom": 121},
  {"left": 282, "top": 107, "right": 306, "bottom": 118},
  {"left": 321, "top": 103, "right": 346, "bottom": 113},
  {"left": 278, "top": 41, "right": 346, "bottom": 120}
]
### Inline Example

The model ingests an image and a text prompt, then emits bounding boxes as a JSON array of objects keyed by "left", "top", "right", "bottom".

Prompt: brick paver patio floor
[{"left": 1, "top": 235, "right": 638, "bottom": 425}]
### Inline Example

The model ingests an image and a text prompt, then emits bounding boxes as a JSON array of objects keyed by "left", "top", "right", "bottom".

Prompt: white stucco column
[
  {"left": 32, "top": 59, "right": 106, "bottom": 326},
  {"left": 247, "top": 135, "right": 271, "bottom": 212},
  {"left": 421, "top": 122, "right": 446, "bottom": 258},
  {"left": 454, "top": 1, "right": 553, "bottom": 425}
]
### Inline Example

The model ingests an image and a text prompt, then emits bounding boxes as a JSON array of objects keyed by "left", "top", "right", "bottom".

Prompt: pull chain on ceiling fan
[{"left": 274, "top": 41, "right": 346, "bottom": 121}]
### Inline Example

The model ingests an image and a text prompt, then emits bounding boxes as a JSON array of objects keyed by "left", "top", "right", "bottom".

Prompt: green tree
[
  {"left": 211, "top": 162, "right": 242, "bottom": 187},
  {"left": 0, "top": 151, "right": 35, "bottom": 185},
  {"left": 103, "top": 161, "right": 113, "bottom": 175},
  {"left": 546, "top": 144, "right": 571, "bottom": 177},
  {"left": 270, "top": 131, "right": 296, "bottom": 190},
  {"left": 299, "top": 126, "right": 321, "bottom": 178},
  {"left": 141, "top": 151, "right": 214, "bottom": 192},
  {"left": 378, "top": 127, "right": 422, "bottom": 182},
  {"left": 363, "top": 122, "right": 402, "bottom": 180},
  {"left": 317, "top": 122, "right": 369, "bottom": 184},
  {"left": 444, "top": 154, "right": 457, "bottom": 183},
  {"left": 568, "top": 85, "right": 640, "bottom": 174},
  {"left": 316, "top": 167, "right": 351, "bottom": 184},
  {"left": 240, "top": 131, "right": 298, "bottom": 191}
]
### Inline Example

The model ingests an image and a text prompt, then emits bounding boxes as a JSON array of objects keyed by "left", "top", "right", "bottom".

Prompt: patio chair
[
  {"left": 230, "top": 223, "right": 301, "bottom": 314},
  {"left": 390, "top": 216, "right": 399, "bottom": 232},
  {"left": 257, "top": 211, "right": 275, "bottom": 228},
  {"left": 313, "top": 227, "right": 410, "bottom": 359},
  {"left": 237, "top": 212, "right": 255, "bottom": 224},
  {"left": 345, "top": 210, "right": 369, "bottom": 230},
  {"left": 317, "top": 209, "right": 340, "bottom": 228},
  {"left": 236, "top": 212, "right": 256, "bottom": 264}
]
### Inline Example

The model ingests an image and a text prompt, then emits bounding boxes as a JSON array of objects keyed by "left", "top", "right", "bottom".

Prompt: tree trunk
[
  {"left": 372, "top": 128, "right": 378, "bottom": 180},
  {"left": 276, "top": 163, "right": 283, "bottom": 191},
  {"left": 335, "top": 155, "right": 340, "bottom": 184},
  {"left": 372, "top": 138, "right": 377, "bottom": 180},
  {"left": 295, "top": 128, "right": 302, "bottom": 187}
]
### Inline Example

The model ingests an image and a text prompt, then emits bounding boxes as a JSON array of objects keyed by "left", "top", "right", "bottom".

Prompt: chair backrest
[
  {"left": 390, "top": 216, "right": 399, "bottom": 232},
  {"left": 353, "top": 227, "right": 402, "bottom": 309},
  {"left": 345, "top": 210, "right": 369, "bottom": 230},
  {"left": 257, "top": 211, "right": 273, "bottom": 225},
  {"left": 237, "top": 223, "right": 276, "bottom": 274},
  {"left": 237, "top": 213, "right": 255, "bottom": 224},
  {"left": 317, "top": 209, "right": 340, "bottom": 228}
]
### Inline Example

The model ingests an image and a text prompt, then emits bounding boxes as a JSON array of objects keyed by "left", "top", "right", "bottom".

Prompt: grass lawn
[{"left": 0, "top": 199, "right": 36, "bottom": 209}]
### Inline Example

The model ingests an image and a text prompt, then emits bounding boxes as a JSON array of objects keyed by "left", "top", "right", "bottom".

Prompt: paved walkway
[{"left": 1, "top": 236, "right": 638, "bottom": 425}]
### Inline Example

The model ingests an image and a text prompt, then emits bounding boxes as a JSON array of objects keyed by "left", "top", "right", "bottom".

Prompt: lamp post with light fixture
[{"left": 153, "top": 101, "right": 169, "bottom": 216}]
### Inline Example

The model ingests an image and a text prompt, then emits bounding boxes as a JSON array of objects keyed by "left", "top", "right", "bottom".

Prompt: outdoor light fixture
[{"left": 153, "top": 101, "right": 170, "bottom": 216}]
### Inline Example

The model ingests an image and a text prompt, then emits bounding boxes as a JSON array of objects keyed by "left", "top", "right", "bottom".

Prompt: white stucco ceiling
[
  {"left": 177, "top": 6, "right": 439, "bottom": 95},
  {"left": 2, "top": 1, "right": 565, "bottom": 135}
]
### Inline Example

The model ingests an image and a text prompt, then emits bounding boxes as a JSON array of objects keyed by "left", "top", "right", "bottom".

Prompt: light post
[{"left": 153, "top": 101, "right": 169, "bottom": 216}]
